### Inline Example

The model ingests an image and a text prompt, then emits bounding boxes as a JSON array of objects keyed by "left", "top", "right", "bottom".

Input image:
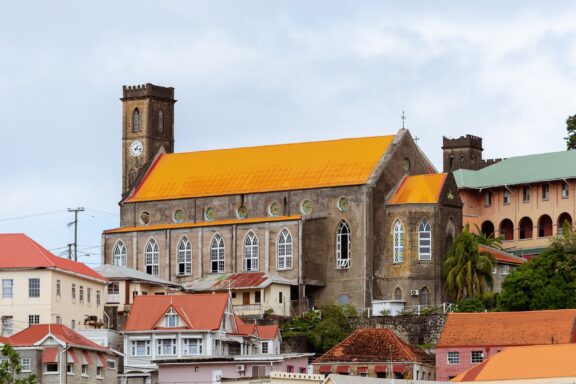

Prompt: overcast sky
[{"left": 2, "top": 1, "right": 576, "bottom": 267}]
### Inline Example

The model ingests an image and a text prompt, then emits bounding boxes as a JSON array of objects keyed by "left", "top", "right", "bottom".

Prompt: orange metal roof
[
  {"left": 452, "top": 343, "right": 576, "bottom": 382},
  {"left": 124, "top": 293, "right": 229, "bottom": 331},
  {"left": 104, "top": 215, "right": 301, "bottom": 234},
  {"left": 437, "top": 309, "right": 576, "bottom": 348},
  {"left": 0, "top": 234, "right": 107, "bottom": 283},
  {"left": 126, "top": 136, "right": 395, "bottom": 202},
  {"left": 387, "top": 173, "right": 447, "bottom": 205}
]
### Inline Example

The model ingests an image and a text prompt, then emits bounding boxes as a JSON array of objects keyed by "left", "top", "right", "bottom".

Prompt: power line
[{"left": 0, "top": 209, "right": 66, "bottom": 222}]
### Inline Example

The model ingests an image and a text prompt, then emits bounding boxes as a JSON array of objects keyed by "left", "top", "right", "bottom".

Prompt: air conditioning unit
[
  {"left": 236, "top": 364, "right": 245, "bottom": 372},
  {"left": 410, "top": 289, "right": 419, "bottom": 296}
]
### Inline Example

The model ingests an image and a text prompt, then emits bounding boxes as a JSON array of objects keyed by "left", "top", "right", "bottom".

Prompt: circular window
[
  {"left": 236, "top": 205, "right": 248, "bottom": 219},
  {"left": 300, "top": 200, "right": 313, "bottom": 215},
  {"left": 268, "top": 202, "right": 280, "bottom": 217},
  {"left": 139, "top": 211, "right": 150, "bottom": 225},
  {"left": 337, "top": 196, "right": 350, "bottom": 212},
  {"left": 338, "top": 294, "right": 350, "bottom": 305},
  {"left": 204, "top": 207, "right": 215, "bottom": 222},
  {"left": 173, "top": 209, "right": 184, "bottom": 223}
]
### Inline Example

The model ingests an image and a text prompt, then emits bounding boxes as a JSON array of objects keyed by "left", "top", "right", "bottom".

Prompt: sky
[{"left": 2, "top": 1, "right": 576, "bottom": 267}]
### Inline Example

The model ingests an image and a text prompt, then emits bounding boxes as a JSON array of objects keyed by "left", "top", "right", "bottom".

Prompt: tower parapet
[{"left": 122, "top": 83, "right": 174, "bottom": 101}]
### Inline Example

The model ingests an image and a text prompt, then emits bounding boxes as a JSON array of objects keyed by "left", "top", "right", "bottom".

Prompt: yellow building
[{"left": 0, "top": 234, "right": 108, "bottom": 335}]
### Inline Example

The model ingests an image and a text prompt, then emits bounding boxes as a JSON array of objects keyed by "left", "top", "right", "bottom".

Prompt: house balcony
[{"left": 233, "top": 304, "right": 263, "bottom": 316}]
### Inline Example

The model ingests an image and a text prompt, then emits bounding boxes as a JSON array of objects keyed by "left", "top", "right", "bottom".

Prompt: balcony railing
[
  {"left": 233, "top": 304, "right": 262, "bottom": 315},
  {"left": 107, "top": 294, "right": 119, "bottom": 303}
]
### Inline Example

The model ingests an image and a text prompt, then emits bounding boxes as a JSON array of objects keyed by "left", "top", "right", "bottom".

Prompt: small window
[
  {"left": 145, "top": 239, "right": 160, "bottom": 276},
  {"left": 132, "top": 108, "right": 140, "bottom": 132},
  {"left": 278, "top": 291, "right": 283, "bottom": 304},
  {"left": 158, "top": 110, "right": 164, "bottom": 133},
  {"left": 262, "top": 341, "right": 269, "bottom": 354},
  {"left": 2, "top": 279, "right": 13, "bottom": 298},
  {"left": 500, "top": 265, "right": 510, "bottom": 275},
  {"left": 107, "top": 282, "right": 119, "bottom": 303},
  {"left": 96, "top": 366, "right": 103, "bottom": 378},
  {"left": 164, "top": 308, "right": 179, "bottom": 327},
  {"left": 542, "top": 184, "right": 550, "bottom": 201},
  {"left": 562, "top": 183, "right": 570, "bottom": 199},
  {"left": 255, "top": 291, "right": 261, "bottom": 303},
  {"left": 177, "top": 237, "right": 192, "bottom": 275},
  {"left": 131, "top": 340, "right": 151, "bottom": 356},
  {"left": 81, "top": 364, "right": 88, "bottom": 375},
  {"left": 182, "top": 338, "right": 203, "bottom": 355},
  {"left": 67, "top": 363, "right": 73, "bottom": 374},
  {"left": 113, "top": 241, "right": 127, "bottom": 267},
  {"left": 79, "top": 286, "right": 84, "bottom": 302},
  {"left": 471, "top": 351, "right": 484, "bottom": 363},
  {"left": 336, "top": 221, "right": 351, "bottom": 269},
  {"left": 393, "top": 221, "right": 404, "bottom": 263},
  {"left": 210, "top": 234, "right": 225, "bottom": 273},
  {"left": 56, "top": 280, "right": 61, "bottom": 296},
  {"left": 522, "top": 186, "right": 530, "bottom": 202},
  {"left": 157, "top": 338, "right": 177, "bottom": 355},
  {"left": 484, "top": 192, "right": 492, "bottom": 207},
  {"left": 87, "top": 288, "right": 91, "bottom": 303},
  {"left": 1, "top": 316, "right": 12, "bottom": 336},
  {"left": 243, "top": 232, "right": 259, "bottom": 272},
  {"left": 277, "top": 229, "right": 293, "bottom": 270},
  {"left": 21, "top": 358, "right": 31, "bottom": 372},
  {"left": 72, "top": 284, "right": 76, "bottom": 300},
  {"left": 71, "top": 320, "right": 76, "bottom": 329},
  {"left": 503, "top": 190, "right": 511, "bottom": 205},
  {"left": 96, "top": 290, "right": 101, "bottom": 306},
  {"left": 447, "top": 351, "right": 460, "bottom": 365},
  {"left": 56, "top": 316, "right": 61, "bottom": 324},
  {"left": 418, "top": 219, "right": 432, "bottom": 261},
  {"left": 45, "top": 363, "right": 58, "bottom": 373},
  {"left": 28, "top": 315, "right": 40, "bottom": 327},
  {"left": 107, "top": 360, "right": 116, "bottom": 369},
  {"left": 394, "top": 287, "right": 402, "bottom": 300},
  {"left": 28, "top": 278, "right": 40, "bottom": 298}
]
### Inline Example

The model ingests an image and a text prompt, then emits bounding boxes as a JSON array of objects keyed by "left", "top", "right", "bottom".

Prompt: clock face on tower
[{"left": 130, "top": 140, "right": 143, "bottom": 157}]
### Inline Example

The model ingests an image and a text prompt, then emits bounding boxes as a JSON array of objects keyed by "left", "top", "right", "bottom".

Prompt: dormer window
[{"left": 164, "top": 308, "right": 179, "bottom": 327}]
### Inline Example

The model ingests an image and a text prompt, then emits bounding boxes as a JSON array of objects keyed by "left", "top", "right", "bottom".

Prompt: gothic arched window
[
  {"left": 243, "top": 231, "right": 259, "bottom": 272},
  {"left": 336, "top": 221, "right": 350, "bottom": 269},
  {"left": 393, "top": 221, "right": 404, "bottom": 263},
  {"left": 113, "top": 240, "right": 127, "bottom": 267},
  {"left": 418, "top": 219, "right": 432, "bottom": 261},
  {"left": 145, "top": 239, "right": 159, "bottom": 276},
  {"left": 394, "top": 287, "right": 403, "bottom": 301},
  {"left": 133, "top": 108, "right": 140, "bottom": 132},
  {"left": 177, "top": 236, "right": 192, "bottom": 276},
  {"left": 210, "top": 234, "right": 225, "bottom": 274},
  {"left": 420, "top": 287, "right": 430, "bottom": 306},
  {"left": 277, "top": 229, "right": 292, "bottom": 270},
  {"left": 158, "top": 110, "right": 164, "bottom": 133}
]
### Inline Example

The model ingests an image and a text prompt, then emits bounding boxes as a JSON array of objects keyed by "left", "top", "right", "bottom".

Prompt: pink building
[
  {"left": 435, "top": 310, "right": 576, "bottom": 381},
  {"left": 452, "top": 149, "right": 576, "bottom": 258}
]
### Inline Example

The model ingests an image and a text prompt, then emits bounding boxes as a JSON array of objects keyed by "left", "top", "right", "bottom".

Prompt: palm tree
[
  {"left": 473, "top": 224, "right": 503, "bottom": 250},
  {"left": 444, "top": 224, "right": 496, "bottom": 301}
]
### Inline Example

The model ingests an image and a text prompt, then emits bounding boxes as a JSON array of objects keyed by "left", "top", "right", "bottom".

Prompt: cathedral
[{"left": 102, "top": 83, "right": 462, "bottom": 311}]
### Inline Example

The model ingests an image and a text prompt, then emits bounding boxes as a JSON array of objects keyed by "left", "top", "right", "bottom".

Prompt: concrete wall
[
  {"left": 436, "top": 346, "right": 501, "bottom": 381},
  {"left": 0, "top": 269, "right": 106, "bottom": 335},
  {"left": 158, "top": 356, "right": 309, "bottom": 384}
]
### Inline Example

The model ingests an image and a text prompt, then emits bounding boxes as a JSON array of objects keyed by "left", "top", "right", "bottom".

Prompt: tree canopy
[
  {"left": 566, "top": 114, "right": 576, "bottom": 150},
  {"left": 0, "top": 344, "right": 36, "bottom": 384},
  {"left": 281, "top": 304, "right": 355, "bottom": 353},
  {"left": 499, "top": 228, "right": 576, "bottom": 311},
  {"left": 444, "top": 224, "right": 495, "bottom": 301}
]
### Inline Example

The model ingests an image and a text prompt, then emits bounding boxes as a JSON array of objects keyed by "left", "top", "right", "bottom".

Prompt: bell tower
[{"left": 121, "top": 83, "right": 176, "bottom": 198}]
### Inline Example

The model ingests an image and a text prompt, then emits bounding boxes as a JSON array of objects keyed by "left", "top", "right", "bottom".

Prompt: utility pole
[
  {"left": 67, "top": 207, "right": 85, "bottom": 261},
  {"left": 67, "top": 243, "right": 73, "bottom": 260}
]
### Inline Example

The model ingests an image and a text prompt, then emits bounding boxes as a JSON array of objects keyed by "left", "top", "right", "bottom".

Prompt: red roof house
[
  {"left": 313, "top": 328, "right": 434, "bottom": 380},
  {"left": 436, "top": 309, "right": 576, "bottom": 381}
]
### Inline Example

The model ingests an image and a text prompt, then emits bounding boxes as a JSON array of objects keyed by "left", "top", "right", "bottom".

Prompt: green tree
[
  {"left": 0, "top": 344, "right": 36, "bottom": 384},
  {"left": 499, "top": 228, "right": 576, "bottom": 311},
  {"left": 444, "top": 224, "right": 495, "bottom": 301},
  {"left": 453, "top": 297, "right": 486, "bottom": 312},
  {"left": 565, "top": 114, "right": 576, "bottom": 150},
  {"left": 281, "top": 304, "right": 355, "bottom": 353},
  {"left": 473, "top": 225, "right": 503, "bottom": 250}
]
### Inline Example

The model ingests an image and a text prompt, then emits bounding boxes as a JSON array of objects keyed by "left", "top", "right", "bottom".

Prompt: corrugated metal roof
[
  {"left": 454, "top": 149, "right": 576, "bottom": 189},
  {"left": 387, "top": 173, "right": 447, "bottom": 205},
  {"left": 9, "top": 324, "right": 108, "bottom": 351},
  {"left": 184, "top": 272, "right": 292, "bottom": 291},
  {"left": 94, "top": 264, "right": 181, "bottom": 287},
  {"left": 126, "top": 135, "right": 395, "bottom": 202},
  {"left": 452, "top": 343, "right": 576, "bottom": 381},
  {"left": 479, "top": 245, "right": 526, "bottom": 265}
]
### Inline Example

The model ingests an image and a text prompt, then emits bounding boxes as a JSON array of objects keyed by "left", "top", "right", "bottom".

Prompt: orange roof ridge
[{"left": 388, "top": 173, "right": 447, "bottom": 205}]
